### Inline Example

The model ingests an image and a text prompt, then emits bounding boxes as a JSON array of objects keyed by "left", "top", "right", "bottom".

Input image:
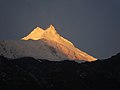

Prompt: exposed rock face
[{"left": 0, "top": 25, "right": 96, "bottom": 61}]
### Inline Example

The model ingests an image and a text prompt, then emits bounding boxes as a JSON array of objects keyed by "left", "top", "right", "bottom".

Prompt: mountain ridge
[
  {"left": 0, "top": 25, "right": 96, "bottom": 61},
  {"left": 22, "top": 25, "right": 74, "bottom": 47}
]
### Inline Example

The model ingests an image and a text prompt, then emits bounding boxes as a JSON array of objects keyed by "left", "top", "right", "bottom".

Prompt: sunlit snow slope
[{"left": 0, "top": 25, "right": 96, "bottom": 61}]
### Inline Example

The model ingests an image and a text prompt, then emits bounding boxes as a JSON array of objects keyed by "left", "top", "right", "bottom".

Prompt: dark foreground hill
[{"left": 0, "top": 53, "right": 120, "bottom": 90}]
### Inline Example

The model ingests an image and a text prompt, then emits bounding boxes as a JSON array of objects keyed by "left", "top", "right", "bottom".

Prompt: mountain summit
[
  {"left": 21, "top": 25, "right": 96, "bottom": 61},
  {"left": 0, "top": 25, "right": 96, "bottom": 61},
  {"left": 22, "top": 25, "right": 74, "bottom": 47}
]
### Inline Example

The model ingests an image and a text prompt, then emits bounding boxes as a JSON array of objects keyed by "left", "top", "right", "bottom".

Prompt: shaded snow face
[{"left": 0, "top": 40, "right": 68, "bottom": 61}]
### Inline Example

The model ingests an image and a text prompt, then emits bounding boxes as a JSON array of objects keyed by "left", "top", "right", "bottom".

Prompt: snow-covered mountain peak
[
  {"left": 22, "top": 27, "right": 44, "bottom": 40},
  {"left": 48, "top": 24, "right": 56, "bottom": 31},
  {"left": 45, "top": 25, "right": 57, "bottom": 35},
  {"left": 0, "top": 25, "right": 97, "bottom": 61},
  {"left": 22, "top": 25, "right": 74, "bottom": 47},
  {"left": 22, "top": 25, "right": 57, "bottom": 40}
]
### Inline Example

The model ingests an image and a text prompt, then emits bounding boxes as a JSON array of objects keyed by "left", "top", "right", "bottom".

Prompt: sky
[{"left": 0, "top": 0, "right": 120, "bottom": 59}]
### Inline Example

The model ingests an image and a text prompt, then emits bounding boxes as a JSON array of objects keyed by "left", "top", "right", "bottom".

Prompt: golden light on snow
[
  {"left": 22, "top": 25, "right": 74, "bottom": 46},
  {"left": 22, "top": 27, "right": 44, "bottom": 40},
  {"left": 22, "top": 25, "right": 97, "bottom": 61}
]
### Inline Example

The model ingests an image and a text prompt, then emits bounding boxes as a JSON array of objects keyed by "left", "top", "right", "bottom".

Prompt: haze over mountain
[{"left": 0, "top": 25, "right": 96, "bottom": 61}]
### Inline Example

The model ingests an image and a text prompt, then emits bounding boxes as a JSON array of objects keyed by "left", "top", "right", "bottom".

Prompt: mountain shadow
[{"left": 0, "top": 53, "right": 120, "bottom": 90}]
